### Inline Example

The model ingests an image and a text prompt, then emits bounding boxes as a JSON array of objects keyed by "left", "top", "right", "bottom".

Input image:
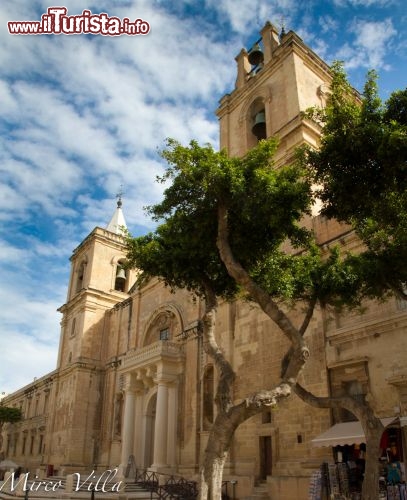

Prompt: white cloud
[
  {"left": 0, "top": 331, "right": 58, "bottom": 394},
  {"left": 0, "top": 241, "right": 28, "bottom": 263},
  {"left": 333, "top": 0, "right": 394, "bottom": 6},
  {"left": 319, "top": 15, "right": 339, "bottom": 35},
  {"left": 0, "top": 0, "right": 236, "bottom": 396},
  {"left": 204, "top": 0, "right": 296, "bottom": 35},
  {"left": 1, "top": 0, "right": 406, "bottom": 398},
  {"left": 0, "top": 1, "right": 234, "bottom": 230},
  {"left": 335, "top": 18, "right": 397, "bottom": 69}
]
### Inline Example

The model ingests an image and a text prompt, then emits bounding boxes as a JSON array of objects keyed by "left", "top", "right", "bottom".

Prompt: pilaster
[{"left": 120, "top": 375, "right": 136, "bottom": 469}]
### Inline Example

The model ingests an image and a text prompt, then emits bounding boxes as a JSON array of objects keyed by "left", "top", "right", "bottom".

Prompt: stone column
[
  {"left": 235, "top": 49, "right": 250, "bottom": 89},
  {"left": 120, "top": 387, "right": 136, "bottom": 469},
  {"left": 133, "top": 389, "right": 144, "bottom": 467},
  {"left": 151, "top": 380, "right": 169, "bottom": 469},
  {"left": 260, "top": 21, "right": 280, "bottom": 62},
  {"left": 166, "top": 382, "right": 178, "bottom": 468}
]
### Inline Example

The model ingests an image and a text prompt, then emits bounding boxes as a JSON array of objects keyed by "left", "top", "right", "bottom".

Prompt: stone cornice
[
  {"left": 327, "top": 312, "right": 407, "bottom": 346},
  {"left": 327, "top": 356, "right": 369, "bottom": 369},
  {"left": 120, "top": 340, "right": 184, "bottom": 374},
  {"left": 70, "top": 227, "right": 126, "bottom": 260},
  {"left": 2, "top": 371, "right": 58, "bottom": 402},
  {"left": 58, "top": 358, "right": 103, "bottom": 378},
  {"left": 387, "top": 373, "right": 407, "bottom": 387},
  {"left": 58, "top": 286, "right": 127, "bottom": 314}
]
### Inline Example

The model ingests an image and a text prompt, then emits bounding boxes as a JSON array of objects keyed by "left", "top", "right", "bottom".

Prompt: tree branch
[
  {"left": 216, "top": 204, "right": 305, "bottom": 352},
  {"left": 294, "top": 383, "right": 378, "bottom": 423},
  {"left": 299, "top": 296, "right": 317, "bottom": 337},
  {"left": 201, "top": 280, "right": 236, "bottom": 413},
  {"left": 388, "top": 282, "right": 407, "bottom": 301}
]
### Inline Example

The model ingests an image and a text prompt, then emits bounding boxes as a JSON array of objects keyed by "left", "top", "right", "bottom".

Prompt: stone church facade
[{"left": 2, "top": 23, "right": 407, "bottom": 500}]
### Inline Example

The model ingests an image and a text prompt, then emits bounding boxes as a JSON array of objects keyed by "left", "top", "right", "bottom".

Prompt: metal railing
[
  {"left": 222, "top": 480, "right": 237, "bottom": 500},
  {"left": 134, "top": 469, "right": 198, "bottom": 499}
]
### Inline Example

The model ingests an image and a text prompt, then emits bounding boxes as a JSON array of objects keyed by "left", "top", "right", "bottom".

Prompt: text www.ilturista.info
[{"left": 8, "top": 7, "right": 150, "bottom": 36}]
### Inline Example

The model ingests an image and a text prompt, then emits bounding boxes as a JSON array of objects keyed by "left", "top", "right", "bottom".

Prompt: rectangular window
[
  {"left": 38, "top": 435, "right": 43, "bottom": 455},
  {"left": 159, "top": 328, "right": 169, "bottom": 341},
  {"left": 13, "top": 434, "right": 18, "bottom": 455},
  {"left": 44, "top": 393, "right": 50, "bottom": 413}
]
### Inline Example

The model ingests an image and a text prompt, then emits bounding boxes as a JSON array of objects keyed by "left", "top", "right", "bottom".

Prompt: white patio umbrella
[{"left": 0, "top": 459, "right": 19, "bottom": 469}]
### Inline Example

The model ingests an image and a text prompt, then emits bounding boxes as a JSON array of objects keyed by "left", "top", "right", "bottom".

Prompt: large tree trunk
[
  {"left": 195, "top": 206, "right": 313, "bottom": 499},
  {"left": 198, "top": 414, "right": 236, "bottom": 500},
  {"left": 199, "top": 454, "right": 227, "bottom": 500},
  {"left": 360, "top": 417, "right": 384, "bottom": 500},
  {"left": 197, "top": 382, "right": 293, "bottom": 500}
]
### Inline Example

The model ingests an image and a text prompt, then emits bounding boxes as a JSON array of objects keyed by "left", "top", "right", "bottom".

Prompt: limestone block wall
[{"left": 0, "top": 370, "right": 58, "bottom": 474}]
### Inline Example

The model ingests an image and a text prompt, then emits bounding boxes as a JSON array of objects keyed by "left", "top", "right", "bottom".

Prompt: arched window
[
  {"left": 252, "top": 108, "right": 267, "bottom": 141},
  {"left": 202, "top": 365, "right": 214, "bottom": 430},
  {"left": 70, "top": 318, "right": 76, "bottom": 337},
  {"left": 143, "top": 311, "right": 175, "bottom": 346},
  {"left": 75, "top": 261, "right": 86, "bottom": 293},
  {"left": 114, "top": 259, "right": 128, "bottom": 292},
  {"left": 246, "top": 98, "right": 267, "bottom": 148}
]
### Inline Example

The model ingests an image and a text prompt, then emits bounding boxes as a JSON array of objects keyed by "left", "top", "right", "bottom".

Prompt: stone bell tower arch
[{"left": 216, "top": 21, "right": 331, "bottom": 164}]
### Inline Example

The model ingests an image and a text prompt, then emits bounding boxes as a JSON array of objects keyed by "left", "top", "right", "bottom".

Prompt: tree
[
  {"left": 0, "top": 406, "right": 22, "bottom": 425},
  {"left": 0, "top": 405, "right": 22, "bottom": 456},
  {"left": 300, "top": 64, "right": 407, "bottom": 499},
  {"left": 304, "top": 65, "right": 407, "bottom": 299},
  {"left": 126, "top": 137, "right": 382, "bottom": 499}
]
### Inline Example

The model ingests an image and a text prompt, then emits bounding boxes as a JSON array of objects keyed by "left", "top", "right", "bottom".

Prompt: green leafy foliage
[
  {"left": 0, "top": 406, "right": 22, "bottom": 424},
  {"left": 127, "top": 138, "right": 317, "bottom": 300},
  {"left": 126, "top": 137, "right": 391, "bottom": 310},
  {"left": 302, "top": 63, "right": 407, "bottom": 297}
]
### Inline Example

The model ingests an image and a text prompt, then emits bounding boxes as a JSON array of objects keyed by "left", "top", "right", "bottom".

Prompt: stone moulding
[{"left": 121, "top": 341, "right": 184, "bottom": 369}]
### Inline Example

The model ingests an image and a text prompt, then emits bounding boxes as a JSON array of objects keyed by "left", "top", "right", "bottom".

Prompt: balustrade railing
[
  {"left": 222, "top": 479, "right": 237, "bottom": 500},
  {"left": 134, "top": 468, "right": 198, "bottom": 499}
]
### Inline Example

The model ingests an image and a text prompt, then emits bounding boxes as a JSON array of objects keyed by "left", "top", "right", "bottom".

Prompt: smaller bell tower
[
  {"left": 57, "top": 197, "right": 134, "bottom": 369},
  {"left": 47, "top": 198, "right": 136, "bottom": 470}
]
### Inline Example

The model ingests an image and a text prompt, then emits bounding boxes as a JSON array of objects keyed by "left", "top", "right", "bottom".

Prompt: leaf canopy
[
  {"left": 303, "top": 63, "right": 407, "bottom": 297},
  {"left": 127, "top": 136, "right": 391, "bottom": 308},
  {"left": 0, "top": 406, "right": 22, "bottom": 424},
  {"left": 127, "top": 138, "right": 316, "bottom": 299}
]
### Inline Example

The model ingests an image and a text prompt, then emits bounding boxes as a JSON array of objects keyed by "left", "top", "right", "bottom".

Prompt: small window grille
[{"left": 160, "top": 328, "right": 169, "bottom": 341}]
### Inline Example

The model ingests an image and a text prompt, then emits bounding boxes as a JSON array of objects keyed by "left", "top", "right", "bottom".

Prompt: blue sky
[{"left": 0, "top": 0, "right": 406, "bottom": 395}]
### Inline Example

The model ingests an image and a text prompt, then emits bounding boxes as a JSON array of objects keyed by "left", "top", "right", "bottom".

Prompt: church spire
[{"left": 106, "top": 189, "right": 127, "bottom": 235}]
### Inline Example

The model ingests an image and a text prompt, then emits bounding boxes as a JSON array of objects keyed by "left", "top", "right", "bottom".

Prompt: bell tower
[
  {"left": 57, "top": 197, "right": 134, "bottom": 369},
  {"left": 216, "top": 21, "right": 331, "bottom": 164},
  {"left": 45, "top": 199, "right": 136, "bottom": 471}
]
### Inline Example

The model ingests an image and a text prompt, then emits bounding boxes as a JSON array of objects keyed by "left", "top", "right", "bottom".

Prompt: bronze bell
[
  {"left": 248, "top": 43, "right": 264, "bottom": 66},
  {"left": 252, "top": 111, "right": 266, "bottom": 140},
  {"left": 116, "top": 267, "right": 126, "bottom": 280}
]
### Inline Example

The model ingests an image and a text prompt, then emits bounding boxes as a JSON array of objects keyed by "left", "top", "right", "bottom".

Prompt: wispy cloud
[
  {"left": 333, "top": 0, "right": 394, "bottom": 6},
  {"left": 0, "top": 0, "right": 405, "bottom": 395},
  {"left": 336, "top": 18, "right": 397, "bottom": 69}
]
